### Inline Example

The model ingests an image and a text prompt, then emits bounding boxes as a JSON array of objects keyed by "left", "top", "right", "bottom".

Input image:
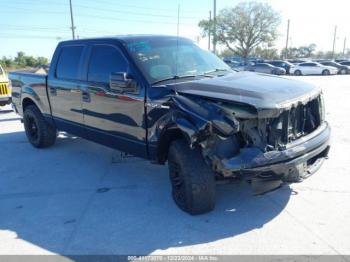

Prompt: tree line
[
  {"left": 199, "top": 1, "right": 349, "bottom": 61},
  {"left": 0, "top": 52, "right": 49, "bottom": 70},
  {"left": 220, "top": 43, "right": 350, "bottom": 60}
]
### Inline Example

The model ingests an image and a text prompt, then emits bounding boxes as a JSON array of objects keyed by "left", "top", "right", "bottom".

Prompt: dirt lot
[{"left": 0, "top": 75, "right": 349, "bottom": 256}]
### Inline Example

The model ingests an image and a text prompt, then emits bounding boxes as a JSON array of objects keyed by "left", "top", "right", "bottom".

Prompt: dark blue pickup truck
[{"left": 9, "top": 35, "right": 331, "bottom": 214}]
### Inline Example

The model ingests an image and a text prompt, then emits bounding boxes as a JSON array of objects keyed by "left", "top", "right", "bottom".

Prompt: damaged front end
[{"left": 169, "top": 92, "right": 330, "bottom": 194}]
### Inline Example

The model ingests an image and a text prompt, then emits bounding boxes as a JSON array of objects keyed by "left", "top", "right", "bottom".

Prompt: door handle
[
  {"left": 82, "top": 90, "right": 91, "bottom": 103},
  {"left": 49, "top": 86, "right": 57, "bottom": 96}
]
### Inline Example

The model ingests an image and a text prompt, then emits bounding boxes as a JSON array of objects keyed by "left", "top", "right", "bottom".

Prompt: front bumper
[
  {"left": 0, "top": 95, "right": 11, "bottom": 104},
  {"left": 220, "top": 122, "right": 331, "bottom": 182}
]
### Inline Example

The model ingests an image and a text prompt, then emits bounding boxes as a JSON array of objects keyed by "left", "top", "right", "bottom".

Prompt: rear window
[{"left": 56, "top": 45, "right": 84, "bottom": 80}]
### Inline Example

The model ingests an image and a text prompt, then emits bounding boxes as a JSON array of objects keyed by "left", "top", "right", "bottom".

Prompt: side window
[
  {"left": 56, "top": 45, "right": 84, "bottom": 80},
  {"left": 88, "top": 45, "right": 128, "bottom": 84}
]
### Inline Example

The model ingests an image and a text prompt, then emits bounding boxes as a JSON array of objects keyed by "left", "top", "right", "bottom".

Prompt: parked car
[
  {"left": 340, "top": 61, "right": 350, "bottom": 66},
  {"left": 224, "top": 60, "right": 247, "bottom": 71},
  {"left": 266, "top": 60, "right": 294, "bottom": 74},
  {"left": 335, "top": 59, "right": 349, "bottom": 63},
  {"left": 290, "top": 62, "right": 338, "bottom": 75},
  {"left": 9, "top": 35, "right": 331, "bottom": 215},
  {"left": 319, "top": 61, "right": 350, "bottom": 74},
  {"left": 246, "top": 63, "right": 286, "bottom": 75},
  {"left": 287, "top": 59, "right": 308, "bottom": 64},
  {"left": 0, "top": 64, "right": 11, "bottom": 107}
]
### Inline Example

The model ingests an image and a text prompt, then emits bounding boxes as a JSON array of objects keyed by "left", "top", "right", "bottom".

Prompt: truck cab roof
[{"left": 58, "top": 35, "right": 191, "bottom": 46}]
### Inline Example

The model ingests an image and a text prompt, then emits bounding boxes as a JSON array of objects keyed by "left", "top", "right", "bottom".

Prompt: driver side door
[{"left": 81, "top": 42, "right": 147, "bottom": 158}]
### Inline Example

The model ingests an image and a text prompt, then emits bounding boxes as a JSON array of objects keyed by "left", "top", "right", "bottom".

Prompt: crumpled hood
[{"left": 166, "top": 72, "right": 321, "bottom": 118}]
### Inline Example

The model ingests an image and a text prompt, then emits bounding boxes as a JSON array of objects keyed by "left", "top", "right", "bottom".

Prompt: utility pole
[
  {"left": 177, "top": 4, "right": 180, "bottom": 37},
  {"left": 332, "top": 25, "right": 337, "bottom": 59},
  {"left": 208, "top": 11, "right": 212, "bottom": 51},
  {"left": 69, "top": 0, "right": 76, "bottom": 40},
  {"left": 213, "top": 0, "right": 217, "bottom": 54},
  {"left": 343, "top": 37, "right": 347, "bottom": 56},
  {"left": 284, "top": 19, "right": 290, "bottom": 59}
]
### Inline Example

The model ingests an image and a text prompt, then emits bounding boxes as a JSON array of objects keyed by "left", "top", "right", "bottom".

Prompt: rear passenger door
[
  {"left": 81, "top": 43, "right": 147, "bottom": 157},
  {"left": 309, "top": 63, "right": 321, "bottom": 74},
  {"left": 48, "top": 44, "right": 87, "bottom": 136},
  {"left": 259, "top": 64, "right": 270, "bottom": 74},
  {"left": 300, "top": 63, "right": 313, "bottom": 75}
]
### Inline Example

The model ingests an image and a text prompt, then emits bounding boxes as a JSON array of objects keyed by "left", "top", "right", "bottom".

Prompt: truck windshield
[{"left": 125, "top": 37, "right": 232, "bottom": 84}]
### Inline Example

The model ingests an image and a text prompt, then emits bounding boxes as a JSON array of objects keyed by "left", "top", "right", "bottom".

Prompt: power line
[
  {"left": 0, "top": 5, "right": 202, "bottom": 25},
  {"left": 83, "top": 0, "right": 203, "bottom": 14},
  {"left": 0, "top": 24, "right": 70, "bottom": 31},
  {"left": 73, "top": 3, "right": 202, "bottom": 20},
  {"left": 0, "top": 34, "right": 65, "bottom": 40},
  {"left": 76, "top": 13, "right": 196, "bottom": 26},
  {"left": 1, "top": 10, "right": 197, "bottom": 26},
  {"left": 2, "top": 0, "right": 204, "bottom": 16},
  {"left": 0, "top": 4, "right": 67, "bottom": 15}
]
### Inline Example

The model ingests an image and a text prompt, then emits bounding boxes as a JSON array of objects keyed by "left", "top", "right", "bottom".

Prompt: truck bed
[{"left": 9, "top": 71, "right": 51, "bottom": 117}]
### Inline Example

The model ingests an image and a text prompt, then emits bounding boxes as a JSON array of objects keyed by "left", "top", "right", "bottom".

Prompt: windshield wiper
[
  {"left": 151, "top": 75, "right": 198, "bottom": 85},
  {"left": 204, "top": 68, "right": 231, "bottom": 75}
]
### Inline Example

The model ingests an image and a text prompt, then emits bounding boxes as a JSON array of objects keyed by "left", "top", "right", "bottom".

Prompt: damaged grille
[{"left": 267, "top": 95, "right": 323, "bottom": 150}]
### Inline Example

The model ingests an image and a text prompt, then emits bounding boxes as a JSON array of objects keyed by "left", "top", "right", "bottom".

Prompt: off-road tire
[
  {"left": 23, "top": 105, "right": 57, "bottom": 148},
  {"left": 168, "top": 139, "right": 216, "bottom": 215},
  {"left": 294, "top": 70, "right": 302, "bottom": 76},
  {"left": 322, "top": 69, "right": 330, "bottom": 75}
]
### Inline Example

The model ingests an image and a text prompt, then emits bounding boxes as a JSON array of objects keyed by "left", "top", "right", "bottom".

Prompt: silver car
[{"left": 247, "top": 63, "right": 286, "bottom": 75}]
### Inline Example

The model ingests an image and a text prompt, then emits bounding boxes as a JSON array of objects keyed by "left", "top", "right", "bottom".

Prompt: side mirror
[{"left": 109, "top": 72, "right": 138, "bottom": 93}]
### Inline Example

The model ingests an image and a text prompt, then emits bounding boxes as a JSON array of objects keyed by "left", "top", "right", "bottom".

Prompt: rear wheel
[
  {"left": 23, "top": 105, "right": 57, "bottom": 148},
  {"left": 322, "top": 69, "right": 330, "bottom": 75},
  {"left": 168, "top": 139, "right": 216, "bottom": 215},
  {"left": 340, "top": 69, "right": 347, "bottom": 75}
]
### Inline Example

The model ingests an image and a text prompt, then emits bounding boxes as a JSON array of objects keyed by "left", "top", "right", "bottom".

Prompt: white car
[{"left": 290, "top": 62, "right": 338, "bottom": 76}]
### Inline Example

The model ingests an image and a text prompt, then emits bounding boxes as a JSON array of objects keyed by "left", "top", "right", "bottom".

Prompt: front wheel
[
  {"left": 23, "top": 105, "right": 57, "bottom": 148},
  {"left": 168, "top": 139, "right": 216, "bottom": 215},
  {"left": 294, "top": 70, "right": 302, "bottom": 76}
]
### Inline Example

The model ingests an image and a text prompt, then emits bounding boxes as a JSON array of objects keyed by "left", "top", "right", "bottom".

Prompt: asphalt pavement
[{"left": 0, "top": 75, "right": 350, "bottom": 256}]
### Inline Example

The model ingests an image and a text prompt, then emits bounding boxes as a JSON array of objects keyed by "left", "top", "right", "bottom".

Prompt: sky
[{"left": 0, "top": 0, "right": 349, "bottom": 59}]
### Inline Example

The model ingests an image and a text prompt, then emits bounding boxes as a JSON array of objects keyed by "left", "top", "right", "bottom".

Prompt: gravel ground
[{"left": 0, "top": 75, "right": 349, "bottom": 256}]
